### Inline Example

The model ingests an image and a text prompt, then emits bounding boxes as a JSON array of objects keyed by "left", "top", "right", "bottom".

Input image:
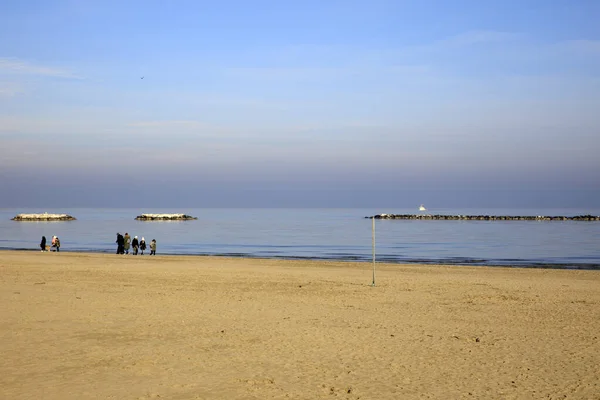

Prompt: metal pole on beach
[{"left": 372, "top": 216, "right": 376, "bottom": 286}]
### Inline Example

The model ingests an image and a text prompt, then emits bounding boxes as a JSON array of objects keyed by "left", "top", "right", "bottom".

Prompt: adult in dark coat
[
  {"left": 131, "top": 236, "right": 139, "bottom": 255},
  {"left": 116, "top": 233, "right": 125, "bottom": 254},
  {"left": 40, "top": 236, "right": 46, "bottom": 252}
]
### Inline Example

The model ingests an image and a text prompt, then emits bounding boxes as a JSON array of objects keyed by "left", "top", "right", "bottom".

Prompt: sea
[{"left": 1, "top": 207, "right": 599, "bottom": 269}]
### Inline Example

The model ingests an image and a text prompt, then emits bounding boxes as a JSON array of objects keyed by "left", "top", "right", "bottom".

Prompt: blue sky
[{"left": 1, "top": 0, "right": 599, "bottom": 208}]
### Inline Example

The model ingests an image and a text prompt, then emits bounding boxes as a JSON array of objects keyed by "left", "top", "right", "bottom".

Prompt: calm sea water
[{"left": 1, "top": 208, "right": 599, "bottom": 269}]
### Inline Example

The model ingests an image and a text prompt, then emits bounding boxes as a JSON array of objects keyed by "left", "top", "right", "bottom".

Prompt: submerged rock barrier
[
  {"left": 366, "top": 214, "right": 600, "bottom": 221},
  {"left": 135, "top": 213, "right": 198, "bottom": 221},
  {"left": 12, "top": 213, "right": 76, "bottom": 221}
]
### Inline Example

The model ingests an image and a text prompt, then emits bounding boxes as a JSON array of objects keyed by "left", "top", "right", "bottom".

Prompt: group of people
[
  {"left": 116, "top": 233, "right": 156, "bottom": 255},
  {"left": 37, "top": 233, "right": 158, "bottom": 255},
  {"left": 40, "top": 235, "right": 60, "bottom": 252}
]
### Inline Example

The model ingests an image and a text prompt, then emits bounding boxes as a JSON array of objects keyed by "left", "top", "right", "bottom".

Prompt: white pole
[{"left": 372, "top": 217, "right": 376, "bottom": 286}]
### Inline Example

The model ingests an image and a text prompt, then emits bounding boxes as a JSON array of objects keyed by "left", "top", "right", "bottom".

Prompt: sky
[{"left": 1, "top": 0, "right": 599, "bottom": 208}]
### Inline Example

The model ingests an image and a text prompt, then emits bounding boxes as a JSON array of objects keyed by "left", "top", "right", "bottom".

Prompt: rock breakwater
[
  {"left": 135, "top": 213, "right": 198, "bottom": 221},
  {"left": 12, "top": 213, "right": 76, "bottom": 221},
  {"left": 366, "top": 214, "right": 600, "bottom": 221}
]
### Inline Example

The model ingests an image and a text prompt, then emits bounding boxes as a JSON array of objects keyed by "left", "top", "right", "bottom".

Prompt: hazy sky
[{"left": 1, "top": 0, "right": 599, "bottom": 208}]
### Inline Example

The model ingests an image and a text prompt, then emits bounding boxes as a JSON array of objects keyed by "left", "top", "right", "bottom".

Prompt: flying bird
[{"left": 141, "top": 76, "right": 144, "bottom": 79}]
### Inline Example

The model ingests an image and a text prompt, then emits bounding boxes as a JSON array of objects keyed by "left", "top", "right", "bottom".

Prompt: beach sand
[{"left": 1, "top": 251, "right": 599, "bottom": 399}]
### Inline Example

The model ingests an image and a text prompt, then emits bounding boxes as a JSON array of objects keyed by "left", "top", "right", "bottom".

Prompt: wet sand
[{"left": 1, "top": 251, "right": 599, "bottom": 399}]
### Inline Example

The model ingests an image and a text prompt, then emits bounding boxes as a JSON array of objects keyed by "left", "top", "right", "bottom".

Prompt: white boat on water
[{"left": 419, "top": 204, "right": 427, "bottom": 211}]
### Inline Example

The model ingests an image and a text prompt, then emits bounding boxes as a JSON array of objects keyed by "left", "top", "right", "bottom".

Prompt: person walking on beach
[
  {"left": 132, "top": 236, "right": 139, "bottom": 255},
  {"left": 40, "top": 236, "right": 46, "bottom": 252},
  {"left": 150, "top": 239, "right": 157, "bottom": 255},
  {"left": 139, "top": 237, "right": 147, "bottom": 255},
  {"left": 116, "top": 233, "right": 124, "bottom": 254},
  {"left": 51, "top": 236, "right": 60, "bottom": 252},
  {"left": 124, "top": 233, "right": 131, "bottom": 254}
]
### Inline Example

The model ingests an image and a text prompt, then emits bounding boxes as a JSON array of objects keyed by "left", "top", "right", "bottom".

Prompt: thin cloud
[
  {"left": 0, "top": 57, "right": 82, "bottom": 79},
  {"left": 223, "top": 64, "right": 431, "bottom": 82},
  {"left": 127, "top": 120, "right": 207, "bottom": 128},
  {"left": 0, "top": 116, "right": 110, "bottom": 134},
  {"left": 125, "top": 120, "right": 234, "bottom": 137},
  {"left": 555, "top": 39, "right": 600, "bottom": 56},
  {"left": 220, "top": 31, "right": 520, "bottom": 81},
  {"left": 224, "top": 66, "right": 354, "bottom": 80},
  {"left": 0, "top": 82, "right": 24, "bottom": 97},
  {"left": 438, "top": 30, "right": 521, "bottom": 47}
]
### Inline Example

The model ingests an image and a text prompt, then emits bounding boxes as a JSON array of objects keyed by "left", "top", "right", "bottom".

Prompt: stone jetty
[
  {"left": 12, "top": 213, "right": 76, "bottom": 221},
  {"left": 135, "top": 213, "right": 198, "bottom": 221},
  {"left": 366, "top": 214, "right": 600, "bottom": 221}
]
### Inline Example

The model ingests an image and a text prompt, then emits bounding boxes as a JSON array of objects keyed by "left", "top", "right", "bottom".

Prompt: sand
[{"left": 1, "top": 251, "right": 599, "bottom": 400}]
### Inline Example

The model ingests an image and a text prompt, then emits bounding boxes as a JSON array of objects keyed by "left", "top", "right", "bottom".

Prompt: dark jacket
[
  {"left": 40, "top": 236, "right": 46, "bottom": 248},
  {"left": 116, "top": 234, "right": 124, "bottom": 246},
  {"left": 132, "top": 238, "right": 139, "bottom": 247}
]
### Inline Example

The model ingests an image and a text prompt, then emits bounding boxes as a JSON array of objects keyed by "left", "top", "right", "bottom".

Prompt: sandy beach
[{"left": 1, "top": 251, "right": 599, "bottom": 399}]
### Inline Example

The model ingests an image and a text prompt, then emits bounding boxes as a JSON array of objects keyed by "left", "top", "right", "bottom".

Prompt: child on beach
[
  {"left": 40, "top": 236, "right": 46, "bottom": 252},
  {"left": 51, "top": 236, "right": 60, "bottom": 252},
  {"left": 150, "top": 239, "right": 157, "bottom": 255},
  {"left": 140, "top": 237, "right": 146, "bottom": 255}
]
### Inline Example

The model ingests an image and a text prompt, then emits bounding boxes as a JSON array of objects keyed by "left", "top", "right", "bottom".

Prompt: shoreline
[
  {"left": 3, "top": 249, "right": 598, "bottom": 275},
  {"left": 1, "top": 248, "right": 598, "bottom": 270}
]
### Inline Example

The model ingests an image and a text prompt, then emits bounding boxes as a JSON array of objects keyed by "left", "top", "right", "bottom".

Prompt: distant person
[
  {"left": 124, "top": 233, "right": 131, "bottom": 254},
  {"left": 140, "top": 237, "right": 147, "bottom": 255},
  {"left": 51, "top": 236, "right": 60, "bottom": 252},
  {"left": 40, "top": 236, "right": 46, "bottom": 252},
  {"left": 132, "top": 236, "right": 139, "bottom": 255},
  {"left": 116, "top": 233, "right": 124, "bottom": 254},
  {"left": 150, "top": 239, "right": 157, "bottom": 255}
]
